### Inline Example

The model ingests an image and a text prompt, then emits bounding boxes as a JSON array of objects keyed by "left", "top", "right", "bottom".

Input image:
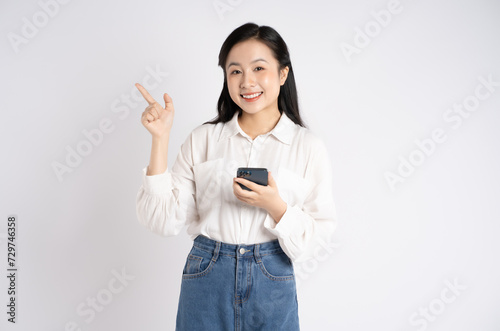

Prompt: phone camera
[{"left": 237, "top": 170, "right": 251, "bottom": 177}]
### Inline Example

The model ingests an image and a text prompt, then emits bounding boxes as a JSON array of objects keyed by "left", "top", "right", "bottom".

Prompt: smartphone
[{"left": 236, "top": 168, "right": 268, "bottom": 191}]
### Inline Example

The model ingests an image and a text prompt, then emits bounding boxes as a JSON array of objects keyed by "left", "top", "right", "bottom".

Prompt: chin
[{"left": 239, "top": 108, "right": 264, "bottom": 115}]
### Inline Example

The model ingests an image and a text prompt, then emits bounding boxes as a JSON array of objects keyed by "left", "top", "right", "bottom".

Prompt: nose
[{"left": 240, "top": 71, "right": 256, "bottom": 89}]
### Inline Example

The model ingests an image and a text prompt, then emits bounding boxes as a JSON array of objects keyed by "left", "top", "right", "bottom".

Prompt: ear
[{"left": 279, "top": 66, "right": 289, "bottom": 86}]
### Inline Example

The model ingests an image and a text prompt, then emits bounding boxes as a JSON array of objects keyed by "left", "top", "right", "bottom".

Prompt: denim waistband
[{"left": 193, "top": 234, "right": 284, "bottom": 258}]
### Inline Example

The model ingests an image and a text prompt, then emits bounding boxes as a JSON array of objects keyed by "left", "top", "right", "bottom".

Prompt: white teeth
[{"left": 242, "top": 92, "right": 262, "bottom": 99}]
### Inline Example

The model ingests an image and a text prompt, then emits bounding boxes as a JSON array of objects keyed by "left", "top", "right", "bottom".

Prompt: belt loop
[
  {"left": 212, "top": 240, "right": 221, "bottom": 262},
  {"left": 254, "top": 243, "right": 262, "bottom": 263}
]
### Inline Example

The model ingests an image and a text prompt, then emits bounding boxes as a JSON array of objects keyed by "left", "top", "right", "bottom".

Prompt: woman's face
[{"left": 225, "top": 39, "right": 288, "bottom": 116}]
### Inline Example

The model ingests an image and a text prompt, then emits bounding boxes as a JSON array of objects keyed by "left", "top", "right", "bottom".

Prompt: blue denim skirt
[{"left": 175, "top": 234, "right": 300, "bottom": 330}]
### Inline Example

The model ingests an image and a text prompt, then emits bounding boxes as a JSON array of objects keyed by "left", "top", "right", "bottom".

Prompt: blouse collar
[{"left": 218, "top": 110, "right": 296, "bottom": 145}]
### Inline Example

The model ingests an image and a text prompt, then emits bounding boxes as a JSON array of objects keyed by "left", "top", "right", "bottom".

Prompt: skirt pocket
[
  {"left": 182, "top": 246, "right": 216, "bottom": 279},
  {"left": 258, "top": 251, "right": 295, "bottom": 281}
]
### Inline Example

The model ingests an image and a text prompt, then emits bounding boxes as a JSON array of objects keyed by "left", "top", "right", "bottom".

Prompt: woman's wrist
[{"left": 268, "top": 199, "right": 287, "bottom": 224}]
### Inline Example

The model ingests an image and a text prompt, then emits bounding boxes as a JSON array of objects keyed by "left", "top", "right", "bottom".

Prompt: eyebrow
[{"left": 226, "top": 58, "right": 268, "bottom": 69}]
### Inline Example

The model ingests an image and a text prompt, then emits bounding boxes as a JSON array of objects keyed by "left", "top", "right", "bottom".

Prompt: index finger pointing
[{"left": 135, "top": 83, "right": 156, "bottom": 105}]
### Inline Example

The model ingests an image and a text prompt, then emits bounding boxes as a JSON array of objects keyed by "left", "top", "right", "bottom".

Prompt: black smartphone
[{"left": 236, "top": 168, "right": 268, "bottom": 191}]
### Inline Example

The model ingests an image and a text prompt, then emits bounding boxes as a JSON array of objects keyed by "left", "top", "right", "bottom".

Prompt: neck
[{"left": 238, "top": 109, "right": 282, "bottom": 139}]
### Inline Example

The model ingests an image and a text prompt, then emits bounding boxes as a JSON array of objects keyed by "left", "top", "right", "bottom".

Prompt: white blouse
[{"left": 136, "top": 110, "right": 337, "bottom": 263}]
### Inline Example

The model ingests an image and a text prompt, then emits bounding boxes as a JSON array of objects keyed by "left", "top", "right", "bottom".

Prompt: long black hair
[{"left": 203, "top": 22, "right": 307, "bottom": 128}]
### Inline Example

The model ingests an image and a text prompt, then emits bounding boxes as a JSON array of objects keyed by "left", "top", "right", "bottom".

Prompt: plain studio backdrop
[{"left": 1, "top": 0, "right": 499, "bottom": 330}]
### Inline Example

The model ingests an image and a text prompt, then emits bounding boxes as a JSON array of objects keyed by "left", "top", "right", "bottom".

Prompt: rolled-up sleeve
[
  {"left": 263, "top": 138, "right": 337, "bottom": 263},
  {"left": 136, "top": 133, "right": 199, "bottom": 237}
]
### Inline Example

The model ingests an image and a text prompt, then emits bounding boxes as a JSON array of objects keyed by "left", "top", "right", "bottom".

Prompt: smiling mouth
[{"left": 240, "top": 92, "right": 263, "bottom": 101}]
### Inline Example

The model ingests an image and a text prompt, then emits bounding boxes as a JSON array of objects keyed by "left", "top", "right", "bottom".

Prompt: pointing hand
[{"left": 135, "top": 83, "right": 175, "bottom": 138}]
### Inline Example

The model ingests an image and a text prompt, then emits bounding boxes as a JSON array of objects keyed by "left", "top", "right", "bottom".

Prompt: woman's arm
[
  {"left": 136, "top": 132, "right": 199, "bottom": 237},
  {"left": 263, "top": 138, "right": 338, "bottom": 263},
  {"left": 135, "top": 83, "right": 199, "bottom": 236},
  {"left": 147, "top": 135, "right": 170, "bottom": 176}
]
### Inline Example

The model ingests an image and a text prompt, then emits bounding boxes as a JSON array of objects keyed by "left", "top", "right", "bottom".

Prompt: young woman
[{"left": 135, "top": 22, "right": 337, "bottom": 330}]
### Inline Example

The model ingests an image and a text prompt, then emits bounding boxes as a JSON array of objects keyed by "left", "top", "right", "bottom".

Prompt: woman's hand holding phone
[
  {"left": 136, "top": 83, "right": 175, "bottom": 139},
  {"left": 233, "top": 171, "right": 288, "bottom": 223}
]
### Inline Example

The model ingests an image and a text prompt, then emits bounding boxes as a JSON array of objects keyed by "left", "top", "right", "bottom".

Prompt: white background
[{"left": 1, "top": 0, "right": 499, "bottom": 330}]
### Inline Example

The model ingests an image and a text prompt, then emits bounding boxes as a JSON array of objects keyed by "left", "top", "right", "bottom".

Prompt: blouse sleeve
[
  {"left": 136, "top": 132, "right": 199, "bottom": 236},
  {"left": 263, "top": 138, "right": 338, "bottom": 263}
]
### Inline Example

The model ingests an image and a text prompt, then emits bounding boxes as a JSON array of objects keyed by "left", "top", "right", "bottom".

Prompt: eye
[
  {"left": 230, "top": 69, "right": 241, "bottom": 75},
  {"left": 255, "top": 67, "right": 264, "bottom": 71}
]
